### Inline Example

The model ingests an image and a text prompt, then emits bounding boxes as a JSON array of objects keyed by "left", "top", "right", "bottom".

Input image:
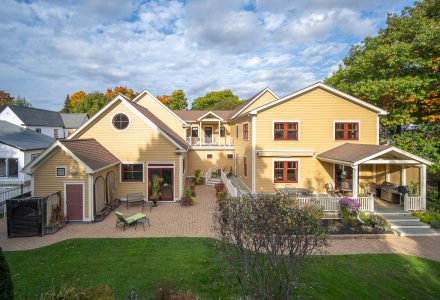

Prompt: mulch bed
[{"left": 322, "top": 219, "right": 392, "bottom": 235}]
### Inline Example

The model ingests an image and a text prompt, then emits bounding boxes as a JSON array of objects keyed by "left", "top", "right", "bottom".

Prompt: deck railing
[
  {"left": 186, "top": 137, "right": 234, "bottom": 146},
  {"left": 221, "top": 169, "right": 238, "bottom": 197},
  {"left": 404, "top": 194, "right": 423, "bottom": 211},
  {"left": 296, "top": 194, "right": 374, "bottom": 212},
  {"left": 357, "top": 195, "right": 375, "bottom": 212},
  {"left": 205, "top": 168, "right": 213, "bottom": 183}
]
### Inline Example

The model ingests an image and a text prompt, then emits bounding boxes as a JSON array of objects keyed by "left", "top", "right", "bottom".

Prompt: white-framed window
[
  {"left": 206, "top": 153, "right": 213, "bottom": 159},
  {"left": 54, "top": 128, "right": 59, "bottom": 139},
  {"left": 0, "top": 158, "right": 18, "bottom": 178},
  {"left": 121, "top": 163, "right": 144, "bottom": 182},
  {"left": 226, "top": 153, "right": 234, "bottom": 159},
  {"left": 56, "top": 166, "right": 66, "bottom": 177}
]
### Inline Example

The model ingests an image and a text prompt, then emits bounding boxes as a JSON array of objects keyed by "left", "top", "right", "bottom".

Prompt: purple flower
[{"left": 339, "top": 197, "right": 361, "bottom": 213}]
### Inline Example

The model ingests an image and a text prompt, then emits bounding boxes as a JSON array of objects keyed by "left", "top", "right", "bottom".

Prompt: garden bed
[{"left": 322, "top": 219, "right": 393, "bottom": 235}]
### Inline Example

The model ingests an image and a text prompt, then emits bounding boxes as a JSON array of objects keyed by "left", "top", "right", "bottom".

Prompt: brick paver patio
[{"left": 1, "top": 185, "right": 439, "bottom": 262}]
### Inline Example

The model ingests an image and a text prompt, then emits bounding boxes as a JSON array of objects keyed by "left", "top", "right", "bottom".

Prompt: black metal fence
[{"left": 0, "top": 182, "right": 32, "bottom": 218}]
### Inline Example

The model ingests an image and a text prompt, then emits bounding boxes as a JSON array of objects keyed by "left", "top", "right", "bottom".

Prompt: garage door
[{"left": 66, "top": 183, "right": 83, "bottom": 221}]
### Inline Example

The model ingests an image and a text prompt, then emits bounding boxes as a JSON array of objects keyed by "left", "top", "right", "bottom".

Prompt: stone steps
[
  {"left": 378, "top": 211, "right": 440, "bottom": 236},
  {"left": 397, "top": 227, "right": 440, "bottom": 237}
]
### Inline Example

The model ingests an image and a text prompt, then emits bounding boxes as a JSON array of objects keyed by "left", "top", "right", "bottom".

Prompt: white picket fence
[
  {"left": 297, "top": 195, "right": 375, "bottom": 212},
  {"left": 220, "top": 170, "right": 238, "bottom": 197},
  {"left": 404, "top": 195, "right": 423, "bottom": 211}
]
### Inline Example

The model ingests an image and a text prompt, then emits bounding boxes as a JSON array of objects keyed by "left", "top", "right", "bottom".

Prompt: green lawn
[{"left": 4, "top": 238, "right": 440, "bottom": 299}]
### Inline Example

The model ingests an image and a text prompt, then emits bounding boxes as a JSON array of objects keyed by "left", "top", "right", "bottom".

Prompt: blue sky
[{"left": 0, "top": 0, "right": 414, "bottom": 110}]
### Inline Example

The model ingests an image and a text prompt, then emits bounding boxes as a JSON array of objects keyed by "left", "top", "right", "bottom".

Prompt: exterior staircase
[
  {"left": 206, "top": 177, "right": 222, "bottom": 186},
  {"left": 378, "top": 210, "right": 440, "bottom": 237}
]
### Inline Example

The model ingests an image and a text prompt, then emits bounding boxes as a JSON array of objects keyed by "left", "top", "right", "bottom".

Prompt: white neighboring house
[
  {"left": 0, "top": 121, "right": 54, "bottom": 186},
  {"left": 60, "top": 113, "right": 89, "bottom": 137},
  {"left": 0, "top": 105, "right": 66, "bottom": 139}
]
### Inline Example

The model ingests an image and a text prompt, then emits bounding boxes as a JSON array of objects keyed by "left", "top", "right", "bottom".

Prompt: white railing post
[
  {"left": 404, "top": 193, "right": 409, "bottom": 211},
  {"left": 369, "top": 194, "right": 374, "bottom": 212},
  {"left": 206, "top": 168, "right": 212, "bottom": 183}
]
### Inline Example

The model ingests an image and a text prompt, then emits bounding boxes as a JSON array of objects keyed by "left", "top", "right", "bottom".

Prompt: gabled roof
[
  {"left": 230, "top": 87, "right": 279, "bottom": 119},
  {"left": 68, "top": 95, "right": 188, "bottom": 151},
  {"left": 60, "top": 139, "right": 120, "bottom": 171},
  {"left": 60, "top": 113, "right": 88, "bottom": 129},
  {"left": 317, "top": 143, "right": 432, "bottom": 166},
  {"left": 133, "top": 89, "right": 188, "bottom": 125},
  {"left": 0, "top": 120, "right": 54, "bottom": 150},
  {"left": 23, "top": 139, "right": 120, "bottom": 174},
  {"left": 126, "top": 101, "right": 189, "bottom": 150},
  {"left": 172, "top": 110, "right": 233, "bottom": 122},
  {"left": 249, "top": 82, "right": 388, "bottom": 115},
  {"left": 1, "top": 105, "right": 65, "bottom": 127}
]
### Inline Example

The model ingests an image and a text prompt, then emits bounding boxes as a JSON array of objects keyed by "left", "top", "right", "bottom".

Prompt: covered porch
[
  {"left": 186, "top": 111, "right": 234, "bottom": 147},
  {"left": 318, "top": 143, "right": 432, "bottom": 212}
]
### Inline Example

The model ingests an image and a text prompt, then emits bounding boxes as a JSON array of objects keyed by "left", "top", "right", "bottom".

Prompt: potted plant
[
  {"left": 150, "top": 174, "right": 162, "bottom": 207},
  {"left": 194, "top": 169, "right": 203, "bottom": 185},
  {"left": 181, "top": 188, "right": 193, "bottom": 206}
]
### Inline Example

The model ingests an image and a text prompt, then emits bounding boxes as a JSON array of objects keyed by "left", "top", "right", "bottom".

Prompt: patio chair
[
  {"left": 115, "top": 211, "right": 150, "bottom": 231},
  {"left": 325, "top": 182, "right": 335, "bottom": 196}
]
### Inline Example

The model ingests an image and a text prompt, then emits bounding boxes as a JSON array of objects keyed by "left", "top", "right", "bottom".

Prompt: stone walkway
[{"left": 1, "top": 185, "right": 439, "bottom": 262}]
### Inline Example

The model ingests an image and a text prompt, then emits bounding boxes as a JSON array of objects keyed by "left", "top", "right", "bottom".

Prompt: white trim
[
  {"left": 31, "top": 174, "right": 34, "bottom": 196},
  {"left": 272, "top": 120, "right": 301, "bottom": 141},
  {"left": 88, "top": 175, "right": 93, "bottom": 222},
  {"left": 249, "top": 82, "right": 388, "bottom": 115},
  {"left": 318, "top": 157, "right": 353, "bottom": 166},
  {"left": 242, "top": 122, "right": 250, "bottom": 141},
  {"left": 257, "top": 150, "right": 315, "bottom": 157},
  {"left": 203, "top": 126, "right": 213, "bottom": 142},
  {"left": 386, "top": 164, "right": 390, "bottom": 182},
  {"left": 355, "top": 146, "right": 433, "bottom": 166},
  {"left": 352, "top": 165, "right": 358, "bottom": 198},
  {"left": 133, "top": 89, "right": 188, "bottom": 126},
  {"left": 22, "top": 141, "right": 59, "bottom": 173},
  {"left": 231, "top": 87, "right": 279, "bottom": 119},
  {"left": 272, "top": 158, "right": 300, "bottom": 184},
  {"left": 333, "top": 120, "right": 361, "bottom": 141},
  {"left": 401, "top": 165, "right": 407, "bottom": 186},
  {"left": 251, "top": 116, "right": 256, "bottom": 193},
  {"left": 179, "top": 154, "right": 183, "bottom": 198},
  {"left": 196, "top": 111, "right": 224, "bottom": 121},
  {"left": 55, "top": 166, "right": 67, "bottom": 177},
  {"left": 373, "top": 164, "right": 376, "bottom": 183},
  {"left": 146, "top": 161, "right": 177, "bottom": 201},
  {"left": 63, "top": 181, "right": 85, "bottom": 222},
  {"left": 119, "top": 162, "right": 145, "bottom": 183},
  {"left": 420, "top": 164, "right": 427, "bottom": 209},
  {"left": 110, "top": 112, "right": 131, "bottom": 132},
  {"left": 376, "top": 116, "right": 380, "bottom": 145}
]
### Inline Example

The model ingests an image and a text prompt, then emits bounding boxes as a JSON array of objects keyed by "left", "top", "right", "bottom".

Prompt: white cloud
[{"left": 0, "top": 0, "right": 413, "bottom": 108}]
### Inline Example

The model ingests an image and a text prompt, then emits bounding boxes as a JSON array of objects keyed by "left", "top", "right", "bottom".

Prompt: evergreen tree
[
  {"left": 61, "top": 94, "right": 71, "bottom": 113},
  {"left": 0, "top": 247, "right": 13, "bottom": 299}
]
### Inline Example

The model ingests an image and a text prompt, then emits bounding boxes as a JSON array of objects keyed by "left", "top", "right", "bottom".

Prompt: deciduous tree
[
  {"left": 105, "top": 86, "right": 136, "bottom": 100},
  {"left": 69, "top": 91, "right": 86, "bottom": 107},
  {"left": 325, "top": 0, "right": 440, "bottom": 128},
  {"left": 156, "top": 95, "right": 171, "bottom": 106},
  {"left": 12, "top": 96, "right": 32, "bottom": 107},
  {"left": 0, "top": 90, "right": 13, "bottom": 106},
  {"left": 72, "top": 92, "right": 108, "bottom": 116},
  {"left": 168, "top": 89, "right": 188, "bottom": 110},
  {"left": 191, "top": 89, "right": 242, "bottom": 110}
]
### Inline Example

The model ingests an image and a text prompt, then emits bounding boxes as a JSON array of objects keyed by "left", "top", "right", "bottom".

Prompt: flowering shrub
[{"left": 339, "top": 197, "right": 361, "bottom": 225}]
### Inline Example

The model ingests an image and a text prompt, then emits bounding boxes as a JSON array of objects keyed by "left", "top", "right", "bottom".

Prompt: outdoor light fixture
[{"left": 70, "top": 168, "right": 78, "bottom": 175}]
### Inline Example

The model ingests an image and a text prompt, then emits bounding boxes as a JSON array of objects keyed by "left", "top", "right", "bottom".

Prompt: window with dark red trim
[
  {"left": 274, "top": 122, "right": 298, "bottom": 140},
  {"left": 121, "top": 164, "right": 143, "bottom": 182},
  {"left": 335, "top": 122, "right": 359, "bottom": 140},
  {"left": 242, "top": 123, "right": 249, "bottom": 140},
  {"left": 274, "top": 161, "right": 298, "bottom": 183}
]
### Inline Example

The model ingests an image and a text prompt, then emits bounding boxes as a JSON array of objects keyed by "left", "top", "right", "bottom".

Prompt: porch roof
[{"left": 317, "top": 143, "right": 432, "bottom": 166}]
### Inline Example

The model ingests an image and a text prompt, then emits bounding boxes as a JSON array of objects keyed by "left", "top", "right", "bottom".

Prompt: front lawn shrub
[
  {"left": 338, "top": 197, "right": 361, "bottom": 225},
  {"left": 368, "top": 215, "right": 391, "bottom": 232},
  {"left": 413, "top": 210, "right": 440, "bottom": 227},
  {"left": 0, "top": 247, "right": 13, "bottom": 300},
  {"left": 214, "top": 193, "right": 328, "bottom": 299}
]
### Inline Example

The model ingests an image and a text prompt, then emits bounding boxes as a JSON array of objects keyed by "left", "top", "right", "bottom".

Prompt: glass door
[
  {"left": 204, "top": 127, "right": 213, "bottom": 144},
  {"left": 148, "top": 168, "right": 174, "bottom": 201},
  {"left": 335, "top": 164, "right": 353, "bottom": 190}
]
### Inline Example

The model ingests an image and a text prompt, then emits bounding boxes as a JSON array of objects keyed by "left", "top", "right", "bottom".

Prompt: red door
[
  {"left": 148, "top": 167, "right": 174, "bottom": 201},
  {"left": 66, "top": 184, "right": 83, "bottom": 221}
]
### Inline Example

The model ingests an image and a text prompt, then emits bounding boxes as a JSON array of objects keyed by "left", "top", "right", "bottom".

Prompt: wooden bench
[{"left": 126, "top": 193, "right": 151, "bottom": 212}]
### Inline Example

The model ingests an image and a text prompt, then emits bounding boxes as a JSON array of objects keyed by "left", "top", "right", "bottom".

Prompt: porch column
[
  {"left": 421, "top": 164, "right": 427, "bottom": 210},
  {"left": 401, "top": 165, "right": 407, "bottom": 186},
  {"left": 352, "top": 165, "right": 358, "bottom": 198},
  {"left": 218, "top": 120, "right": 221, "bottom": 146},
  {"left": 199, "top": 121, "right": 202, "bottom": 146}
]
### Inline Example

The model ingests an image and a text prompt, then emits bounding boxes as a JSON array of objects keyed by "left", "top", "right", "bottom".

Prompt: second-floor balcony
[{"left": 186, "top": 136, "right": 234, "bottom": 147}]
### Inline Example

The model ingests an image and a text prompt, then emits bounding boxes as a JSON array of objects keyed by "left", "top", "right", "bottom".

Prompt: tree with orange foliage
[
  {"left": 156, "top": 95, "right": 171, "bottom": 106},
  {"left": 69, "top": 91, "right": 86, "bottom": 107},
  {"left": 105, "top": 86, "right": 137, "bottom": 100}
]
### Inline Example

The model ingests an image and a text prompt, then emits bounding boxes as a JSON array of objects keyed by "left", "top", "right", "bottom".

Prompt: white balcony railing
[{"left": 186, "top": 137, "right": 234, "bottom": 146}]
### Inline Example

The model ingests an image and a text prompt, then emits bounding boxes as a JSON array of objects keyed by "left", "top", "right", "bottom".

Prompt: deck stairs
[
  {"left": 377, "top": 209, "right": 440, "bottom": 237},
  {"left": 206, "top": 177, "right": 222, "bottom": 186}
]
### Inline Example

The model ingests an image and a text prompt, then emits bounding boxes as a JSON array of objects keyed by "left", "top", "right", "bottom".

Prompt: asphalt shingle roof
[
  {"left": 5, "top": 105, "right": 65, "bottom": 127},
  {"left": 318, "top": 143, "right": 392, "bottom": 164},
  {"left": 0, "top": 120, "right": 55, "bottom": 150},
  {"left": 60, "top": 139, "right": 120, "bottom": 172},
  {"left": 60, "top": 113, "right": 88, "bottom": 129}
]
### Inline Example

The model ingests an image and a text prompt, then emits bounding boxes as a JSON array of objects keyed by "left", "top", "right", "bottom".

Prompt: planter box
[
  {"left": 95, "top": 206, "right": 112, "bottom": 222},
  {"left": 111, "top": 199, "right": 121, "bottom": 211}
]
